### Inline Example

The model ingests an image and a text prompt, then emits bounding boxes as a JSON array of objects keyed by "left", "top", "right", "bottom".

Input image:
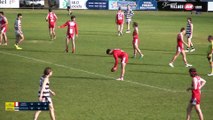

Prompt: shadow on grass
[
  {"left": 128, "top": 62, "right": 167, "bottom": 67},
  {"left": 53, "top": 76, "right": 111, "bottom": 81},
  {"left": 75, "top": 53, "right": 108, "bottom": 58},
  {"left": 128, "top": 70, "right": 188, "bottom": 76}
]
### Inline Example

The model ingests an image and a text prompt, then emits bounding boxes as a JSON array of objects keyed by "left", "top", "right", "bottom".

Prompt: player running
[
  {"left": 46, "top": 8, "right": 57, "bottom": 40},
  {"left": 67, "top": 6, "right": 72, "bottom": 15},
  {"left": 106, "top": 49, "right": 128, "bottom": 81},
  {"left": 14, "top": 13, "right": 24, "bottom": 50},
  {"left": 169, "top": 27, "right": 192, "bottom": 68},
  {"left": 115, "top": 7, "right": 124, "bottom": 36},
  {"left": 132, "top": 22, "right": 144, "bottom": 59},
  {"left": 0, "top": 11, "right": 8, "bottom": 45},
  {"left": 207, "top": 35, "right": 213, "bottom": 76},
  {"left": 185, "top": 18, "right": 195, "bottom": 52},
  {"left": 58, "top": 15, "right": 78, "bottom": 53},
  {"left": 124, "top": 4, "right": 134, "bottom": 33},
  {"left": 34, "top": 67, "right": 56, "bottom": 120},
  {"left": 186, "top": 68, "right": 206, "bottom": 120}
]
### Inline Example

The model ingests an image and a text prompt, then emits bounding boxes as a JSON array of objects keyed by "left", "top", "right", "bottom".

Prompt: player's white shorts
[
  {"left": 126, "top": 19, "right": 131, "bottom": 23},
  {"left": 177, "top": 46, "right": 184, "bottom": 52},
  {"left": 42, "top": 97, "right": 52, "bottom": 103},
  {"left": 15, "top": 30, "right": 23, "bottom": 36}
]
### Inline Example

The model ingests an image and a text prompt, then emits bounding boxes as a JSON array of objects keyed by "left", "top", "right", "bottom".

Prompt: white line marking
[{"left": 0, "top": 51, "right": 190, "bottom": 93}]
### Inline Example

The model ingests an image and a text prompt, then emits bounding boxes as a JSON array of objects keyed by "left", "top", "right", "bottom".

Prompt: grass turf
[{"left": 0, "top": 9, "right": 213, "bottom": 120}]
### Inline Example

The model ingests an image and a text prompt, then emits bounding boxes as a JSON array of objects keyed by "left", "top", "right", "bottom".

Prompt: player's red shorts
[
  {"left": 49, "top": 22, "right": 55, "bottom": 28},
  {"left": 116, "top": 20, "right": 123, "bottom": 25},
  {"left": 121, "top": 53, "right": 128, "bottom": 64},
  {"left": 132, "top": 38, "right": 140, "bottom": 45},
  {"left": 67, "top": 34, "right": 75, "bottom": 40},
  {"left": 177, "top": 45, "right": 184, "bottom": 52},
  {"left": 1, "top": 27, "right": 7, "bottom": 33},
  {"left": 190, "top": 97, "right": 200, "bottom": 105}
]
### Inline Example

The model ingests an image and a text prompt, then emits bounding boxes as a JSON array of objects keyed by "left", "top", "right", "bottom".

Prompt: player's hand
[
  {"left": 76, "top": 34, "right": 78, "bottom": 37},
  {"left": 39, "top": 97, "right": 43, "bottom": 102},
  {"left": 51, "top": 91, "right": 56, "bottom": 96},
  {"left": 58, "top": 26, "right": 60, "bottom": 28},
  {"left": 186, "top": 88, "right": 191, "bottom": 92},
  {"left": 111, "top": 67, "right": 117, "bottom": 72}
]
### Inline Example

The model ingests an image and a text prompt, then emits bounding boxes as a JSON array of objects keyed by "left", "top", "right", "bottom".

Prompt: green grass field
[{"left": 0, "top": 9, "right": 213, "bottom": 120}]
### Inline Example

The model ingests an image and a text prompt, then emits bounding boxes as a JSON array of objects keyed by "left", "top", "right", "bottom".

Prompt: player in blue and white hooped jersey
[
  {"left": 124, "top": 4, "right": 134, "bottom": 33},
  {"left": 34, "top": 67, "right": 56, "bottom": 120},
  {"left": 185, "top": 18, "right": 195, "bottom": 52}
]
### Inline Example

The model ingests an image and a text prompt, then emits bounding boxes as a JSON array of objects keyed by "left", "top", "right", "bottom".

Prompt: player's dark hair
[
  {"left": 49, "top": 8, "right": 52, "bottom": 12},
  {"left": 189, "top": 68, "right": 198, "bottom": 77},
  {"left": 43, "top": 67, "right": 52, "bottom": 76},
  {"left": 187, "top": 17, "right": 192, "bottom": 22},
  {"left": 180, "top": 27, "right": 185, "bottom": 32},
  {"left": 17, "top": 13, "right": 22, "bottom": 17},
  {"left": 118, "top": 7, "right": 121, "bottom": 10},
  {"left": 133, "top": 22, "right": 138, "bottom": 27},
  {"left": 0, "top": 11, "right": 4, "bottom": 15},
  {"left": 208, "top": 35, "right": 213, "bottom": 41},
  {"left": 106, "top": 49, "right": 111, "bottom": 54},
  {"left": 71, "top": 15, "right": 76, "bottom": 20}
]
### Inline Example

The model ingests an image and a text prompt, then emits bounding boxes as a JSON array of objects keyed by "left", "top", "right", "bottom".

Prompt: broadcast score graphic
[{"left": 5, "top": 102, "right": 49, "bottom": 111}]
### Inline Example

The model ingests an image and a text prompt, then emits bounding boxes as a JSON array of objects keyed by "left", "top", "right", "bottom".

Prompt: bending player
[
  {"left": 185, "top": 18, "right": 195, "bottom": 52},
  {"left": 124, "top": 4, "right": 134, "bottom": 33},
  {"left": 115, "top": 7, "right": 124, "bottom": 36},
  {"left": 132, "top": 22, "right": 144, "bottom": 59},
  {"left": 106, "top": 49, "right": 128, "bottom": 81},
  {"left": 0, "top": 11, "right": 8, "bottom": 45},
  {"left": 46, "top": 8, "right": 57, "bottom": 40},
  {"left": 169, "top": 27, "right": 192, "bottom": 68},
  {"left": 207, "top": 35, "right": 213, "bottom": 76},
  {"left": 58, "top": 15, "right": 78, "bottom": 53},
  {"left": 186, "top": 68, "right": 206, "bottom": 120},
  {"left": 14, "top": 13, "right": 24, "bottom": 50},
  {"left": 34, "top": 67, "right": 56, "bottom": 120}
]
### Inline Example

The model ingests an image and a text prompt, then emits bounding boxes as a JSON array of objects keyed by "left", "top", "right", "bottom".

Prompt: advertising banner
[
  {"left": 158, "top": 2, "right": 208, "bottom": 12},
  {"left": 136, "top": 0, "right": 157, "bottom": 10},
  {"left": 0, "top": 0, "right": 19, "bottom": 8},
  {"left": 108, "top": 0, "right": 137, "bottom": 10},
  {"left": 208, "top": 2, "right": 213, "bottom": 11},
  {"left": 59, "top": 0, "right": 108, "bottom": 10},
  {"left": 86, "top": 0, "right": 108, "bottom": 10},
  {"left": 59, "top": 0, "right": 87, "bottom": 9}
]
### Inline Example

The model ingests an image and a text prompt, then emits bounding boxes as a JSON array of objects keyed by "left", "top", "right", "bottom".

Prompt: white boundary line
[{"left": 0, "top": 51, "right": 190, "bottom": 93}]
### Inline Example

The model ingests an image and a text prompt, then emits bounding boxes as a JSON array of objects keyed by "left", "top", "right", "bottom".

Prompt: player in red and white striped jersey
[
  {"left": 0, "top": 11, "right": 8, "bottom": 45},
  {"left": 106, "top": 49, "right": 128, "bottom": 81},
  {"left": 169, "top": 27, "right": 192, "bottom": 68},
  {"left": 115, "top": 7, "right": 124, "bottom": 36},
  {"left": 58, "top": 15, "right": 78, "bottom": 53},
  {"left": 186, "top": 68, "right": 206, "bottom": 120},
  {"left": 132, "top": 22, "right": 144, "bottom": 59},
  {"left": 46, "top": 9, "right": 57, "bottom": 40}
]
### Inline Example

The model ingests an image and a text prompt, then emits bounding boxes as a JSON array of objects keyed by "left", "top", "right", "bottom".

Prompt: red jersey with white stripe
[
  {"left": 46, "top": 12, "right": 57, "bottom": 28},
  {"left": 46, "top": 12, "right": 57, "bottom": 24},
  {"left": 177, "top": 33, "right": 184, "bottom": 49},
  {"left": 116, "top": 11, "right": 124, "bottom": 25},
  {"left": 191, "top": 76, "right": 202, "bottom": 104},
  {"left": 133, "top": 27, "right": 139, "bottom": 39},
  {"left": 59, "top": 20, "right": 78, "bottom": 39},
  {"left": 133, "top": 27, "right": 139, "bottom": 45},
  {"left": 112, "top": 49, "right": 128, "bottom": 68},
  {"left": 0, "top": 16, "right": 8, "bottom": 32}
]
